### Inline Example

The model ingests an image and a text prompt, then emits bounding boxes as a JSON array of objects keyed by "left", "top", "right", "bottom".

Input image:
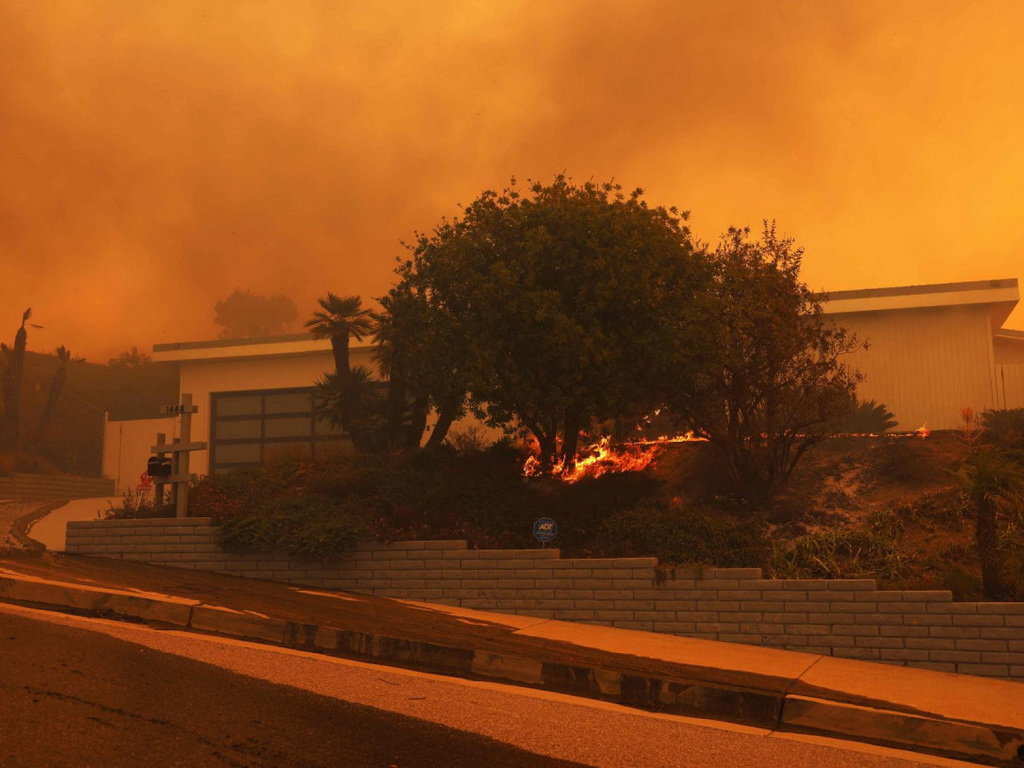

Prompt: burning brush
[{"left": 522, "top": 431, "right": 708, "bottom": 484}]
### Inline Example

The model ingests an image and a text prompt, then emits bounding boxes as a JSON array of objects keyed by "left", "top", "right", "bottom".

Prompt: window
[{"left": 210, "top": 387, "right": 348, "bottom": 473}]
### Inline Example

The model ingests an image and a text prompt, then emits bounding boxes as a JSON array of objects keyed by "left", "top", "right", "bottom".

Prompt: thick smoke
[{"left": 1, "top": 0, "right": 1022, "bottom": 359}]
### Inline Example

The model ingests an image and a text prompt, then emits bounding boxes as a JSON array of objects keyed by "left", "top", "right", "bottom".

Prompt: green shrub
[
  {"left": 981, "top": 408, "right": 1024, "bottom": 457},
  {"left": 218, "top": 491, "right": 366, "bottom": 560},
  {"left": 940, "top": 563, "right": 983, "bottom": 601},
  {"left": 869, "top": 441, "right": 933, "bottom": 484},
  {"left": 832, "top": 399, "right": 898, "bottom": 434},
  {"left": 284, "top": 515, "right": 367, "bottom": 560},
  {"left": 593, "top": 501, "right": 769, "bottom": 568},
  {"left": 868, "top": 506, "right": 906, "bottom": 541},
  {"left": 769, "top": 527, "right": 908, "bottom": 582},
  {"left": 191, "top": 448, "right": 671, "bottom": 559},
  {"left": 104, "top": 490, "right": 172, "bottom": 520}
]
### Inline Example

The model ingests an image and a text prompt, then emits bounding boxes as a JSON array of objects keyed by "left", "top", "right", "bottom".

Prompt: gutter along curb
[{"left": 1, "top": 571, "right": 1021, "bottom": 767}]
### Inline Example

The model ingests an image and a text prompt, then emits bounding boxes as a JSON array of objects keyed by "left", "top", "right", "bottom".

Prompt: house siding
[{"left": 829, "top": 304, "right": 998, "bottom": 430}]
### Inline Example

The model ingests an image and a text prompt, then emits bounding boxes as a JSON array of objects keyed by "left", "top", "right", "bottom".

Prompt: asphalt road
[
  {"left": 0, "top": 602, "right": 972, "bottom": 768},
  {"left": 0, "top": 604, "right": 586, "bottom": 768}
]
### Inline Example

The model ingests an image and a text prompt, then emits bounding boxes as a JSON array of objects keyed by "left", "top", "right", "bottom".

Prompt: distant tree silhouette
[
  {"left": 29, "top": 346, "right": 75, "bottom": 449},
  {"left": 213, "top": 290, "right": 298, "bottom": 338},
  {"left": 107, "top": 346, "right": 151, "bottom": 368}
]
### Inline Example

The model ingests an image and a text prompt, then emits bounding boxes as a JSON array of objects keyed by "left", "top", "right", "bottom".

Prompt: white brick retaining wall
[{"left": 66, "top": 517, "right": 1024, "bottom": 680}]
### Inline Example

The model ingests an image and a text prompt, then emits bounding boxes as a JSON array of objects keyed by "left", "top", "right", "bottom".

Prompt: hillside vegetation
[
  {"left": 0, "top": 350, "right": 177, "bottom": 476},
  {"left": 110, "top": 428, "right": 1024, "bottom": 601}
]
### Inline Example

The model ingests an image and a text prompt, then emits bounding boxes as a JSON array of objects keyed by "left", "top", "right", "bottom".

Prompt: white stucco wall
[{"left": 103, "top": 416, "right": 179, "bottom": 493}]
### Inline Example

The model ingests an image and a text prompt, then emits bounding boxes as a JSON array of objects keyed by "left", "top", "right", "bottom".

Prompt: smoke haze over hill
[{"left": 2, "top": 0, "right": 1023, "bottom": 359}]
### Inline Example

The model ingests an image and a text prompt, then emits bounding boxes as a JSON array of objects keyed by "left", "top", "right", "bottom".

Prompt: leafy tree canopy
[
  {"left": 668, "top": 224, "right": 863, "bottom": 497},
  {"left": 213, "top": 289, "right": 298, "bottom": 339},
  {"left": 389, "top": 175, "right": 716, "bottom": 467}
]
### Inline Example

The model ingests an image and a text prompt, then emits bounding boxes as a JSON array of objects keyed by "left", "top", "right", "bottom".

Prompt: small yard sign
[{"left": 533, "top": 517, "right": 558, "bottom": 544}]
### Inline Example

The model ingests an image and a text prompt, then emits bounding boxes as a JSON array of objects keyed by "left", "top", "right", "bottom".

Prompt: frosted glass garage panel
[
  {"left": 264, "top": 417, "right": 313, "bottom": 438},
  {"left": 216, "top": 395, "right": 262, "bottom": 417},
  {"left": 214, "top": 443, "right": 261, "bottom": 464},
  {"left": 265, "top": 391, "right": 314, "bottom": 414},
  {"left": 264, "top": 442, "right": 313, "bottom": 461},
  {"left": 215, "top": 419, "right": 262, "bottom": 439}
]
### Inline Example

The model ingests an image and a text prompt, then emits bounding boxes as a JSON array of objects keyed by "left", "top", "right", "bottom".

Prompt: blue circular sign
[{"left": 533, "top": 517, "right": 558, "bottom": 543}]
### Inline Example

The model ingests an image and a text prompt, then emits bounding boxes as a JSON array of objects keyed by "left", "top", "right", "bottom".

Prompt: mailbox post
[{"left": 151, "top": 393, "right": 208, "bottom": 519}]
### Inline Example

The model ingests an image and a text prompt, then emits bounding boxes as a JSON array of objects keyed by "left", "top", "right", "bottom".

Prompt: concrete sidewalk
[{"left": 0, "top": 550, "right": 1021, "bottom": 766}]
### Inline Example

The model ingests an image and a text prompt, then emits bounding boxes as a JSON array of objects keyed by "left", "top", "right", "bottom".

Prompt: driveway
[{"left": 0, "top": 497, "right": 116, "bottom": 551}]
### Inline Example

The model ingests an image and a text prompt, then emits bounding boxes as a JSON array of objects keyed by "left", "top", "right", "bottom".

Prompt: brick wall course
[{"left": 66, "top": 518, "right": 1024, "bottom": 681}]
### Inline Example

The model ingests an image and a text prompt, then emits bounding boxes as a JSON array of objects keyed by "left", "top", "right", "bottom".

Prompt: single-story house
[{"left": 101, "top": 277, "right": 1024, "bottom": 493}]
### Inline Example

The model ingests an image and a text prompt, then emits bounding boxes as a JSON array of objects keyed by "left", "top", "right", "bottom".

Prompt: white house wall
[
  {"left": 995, "top": 336, "right": 1024, "bottom": 365},
  {"left": 102, "top": 416, "right": 179, "bottom": 494},
  {"left": 996, "top": 365, "right": 1024, "bottom": 410},
  {"left": 829, "top": 304, "right": 998, "bottom": 431}
]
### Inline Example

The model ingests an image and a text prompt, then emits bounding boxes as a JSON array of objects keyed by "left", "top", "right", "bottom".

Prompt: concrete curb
[
  {"left": 1, "top": 572, "right": 1021, "bottom": 766},
  {"left": 782, "top": 695, "right": 1021, "bottom": 764}
]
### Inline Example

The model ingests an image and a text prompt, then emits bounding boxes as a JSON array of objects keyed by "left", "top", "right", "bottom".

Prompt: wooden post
[
  {"left": 169, "top": 437, "right": 180, "bottom": 514},
  {"left": 150, "top": 393, "right": 206, "bottom": 520},
  {"left": 154, "top": 432, "right": 167, "bottom": 506},
  {"left": 176, "top": 393, "right": 193, "bottom": 519}
]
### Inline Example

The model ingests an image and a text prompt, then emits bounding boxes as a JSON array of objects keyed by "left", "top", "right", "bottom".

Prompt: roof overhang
[
  {"left": 822, "top": 278, "right": 1019, "bottom": 330},
  {"left": 152, "top": 333, "right": 371, "bottom": 363},
  {"left": 152, "top": 278, "right": 1021, "bottom": 363},
  {"left": 996, "top": 328, "right": 1024, "bottom": 341}
]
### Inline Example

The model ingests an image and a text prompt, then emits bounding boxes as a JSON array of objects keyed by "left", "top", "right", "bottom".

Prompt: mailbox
[{"left": 147, "top": 455, "right": 172, "bottom": 478}]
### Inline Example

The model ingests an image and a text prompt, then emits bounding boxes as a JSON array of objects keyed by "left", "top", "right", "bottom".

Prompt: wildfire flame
[
  {"left": 522, "top": 431, "right": 707, "bottom": 484},
  {"left": 522, "top": 423, "right": 931, "bottom": 484}
]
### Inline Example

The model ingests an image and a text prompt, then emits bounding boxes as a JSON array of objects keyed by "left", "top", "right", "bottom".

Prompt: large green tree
[
  {"left": 668, "top": 225, "right": 862, "bottom": 497},
  {"left": 372, "top": 285, "right": 468, "bottom": 451},
  {"left": 392, "top": 176, "right": 714, "bottom": 468}
]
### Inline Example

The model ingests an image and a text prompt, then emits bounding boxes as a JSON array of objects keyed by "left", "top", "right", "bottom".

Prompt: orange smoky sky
[{"left": 2, "top": 0, "right": 1023, "bottom": 361}]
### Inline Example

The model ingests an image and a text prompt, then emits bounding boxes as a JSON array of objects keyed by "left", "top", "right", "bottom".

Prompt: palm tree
[
  {"left": 953, "top": 449, "right": 1024, "bottom": 600},
  {"left": 305, "top": 294, "right": 374, "bottom": 440},
  {"left": 1, "top": 308, "right": 41, "bottom": 450},
  {"left": 29, "top": 346, "right": 73, "bottom": 449}
]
